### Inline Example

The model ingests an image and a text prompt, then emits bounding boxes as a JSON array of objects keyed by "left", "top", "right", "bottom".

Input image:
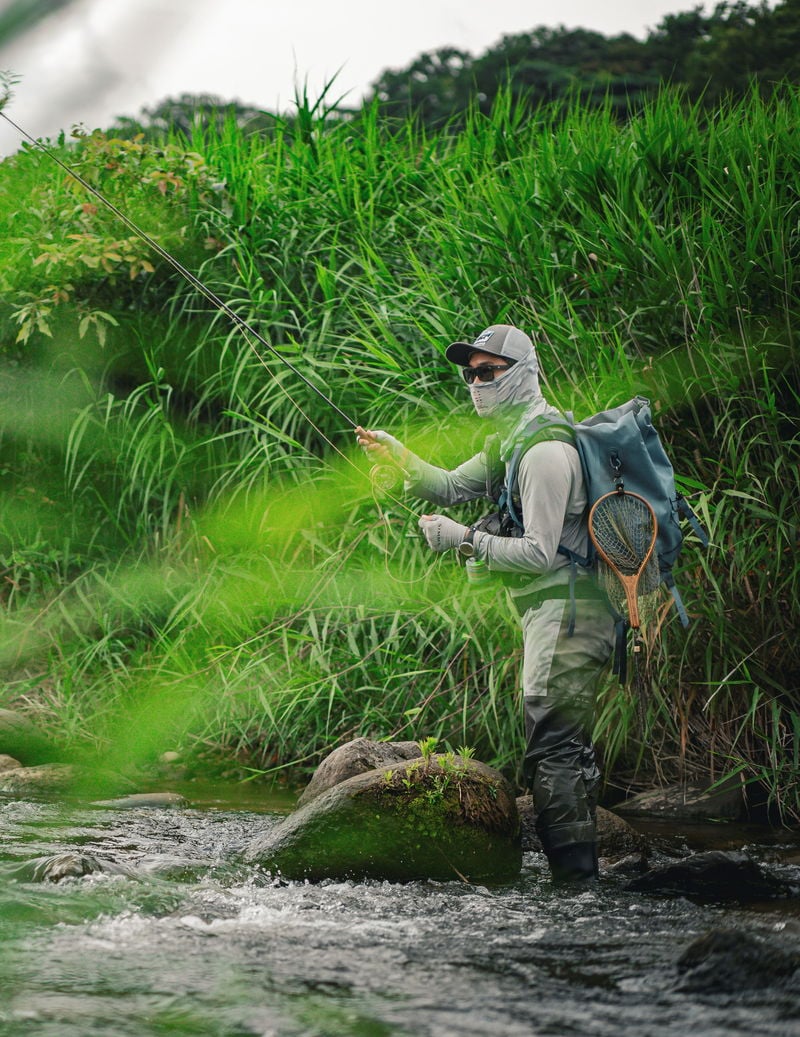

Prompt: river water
[{"left": 1, "top": 784, "right": 798, "bottom": 1037}]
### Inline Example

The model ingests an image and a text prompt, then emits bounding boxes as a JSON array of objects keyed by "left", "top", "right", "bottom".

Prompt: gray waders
[{"left": 520, "top": 596, "right": 616, "bottom": 883}]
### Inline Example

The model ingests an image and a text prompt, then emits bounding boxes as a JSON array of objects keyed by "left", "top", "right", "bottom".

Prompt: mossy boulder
[{"left": 247, "top": 753, "right": 521, "bottom": 884}]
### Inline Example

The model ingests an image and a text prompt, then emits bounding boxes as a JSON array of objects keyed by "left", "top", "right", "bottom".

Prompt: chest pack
[{"left": 498, "top": 396, "right": 708, "bottom": 632}]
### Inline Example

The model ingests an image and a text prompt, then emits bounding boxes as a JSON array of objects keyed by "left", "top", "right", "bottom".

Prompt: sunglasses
[{"left": 462, "top": 362, "right": 513, "bottom": 384}]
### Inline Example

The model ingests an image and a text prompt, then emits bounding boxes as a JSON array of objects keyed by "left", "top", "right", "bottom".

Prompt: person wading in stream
[{"left": 356, "top": 324, "right": 616, "bottom": 885}]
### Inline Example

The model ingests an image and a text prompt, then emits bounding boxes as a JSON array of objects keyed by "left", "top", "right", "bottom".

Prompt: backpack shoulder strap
[
  {"left": 502, "top": 413, "right": 577, "bottom": 528},
  {"left": 518, "top": 412, "right": 577, "bottom": 449},
  {"left": 481, "top": 432, "right": 503, "bottom": 499}
]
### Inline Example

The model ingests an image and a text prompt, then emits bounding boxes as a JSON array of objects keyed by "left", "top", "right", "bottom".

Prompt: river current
[{"left": 1, "top": 785, "right": 798, "bottom": 1037}]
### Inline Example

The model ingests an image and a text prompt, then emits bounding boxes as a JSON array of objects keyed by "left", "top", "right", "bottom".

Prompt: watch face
[{"left": 458, "top": 540, "right": 476, "bottom": 558}]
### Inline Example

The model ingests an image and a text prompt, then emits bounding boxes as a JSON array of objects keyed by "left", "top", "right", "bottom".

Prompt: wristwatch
[{"left": 457, "top": 526, "right": 477, "bottom": 558}]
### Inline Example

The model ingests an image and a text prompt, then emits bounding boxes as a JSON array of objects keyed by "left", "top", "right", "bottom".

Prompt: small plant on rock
[{"left": 417, "top": 736, "right": 438, "bottom": 763}]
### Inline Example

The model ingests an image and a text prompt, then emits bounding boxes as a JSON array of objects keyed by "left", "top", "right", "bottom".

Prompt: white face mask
[{"left": 468, "top": 351, "right": 540, "bottom": 417}]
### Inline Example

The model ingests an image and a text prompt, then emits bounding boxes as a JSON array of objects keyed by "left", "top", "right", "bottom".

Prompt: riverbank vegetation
[{"left": 0, "top": 83, "right": 797, "bottom": 819}]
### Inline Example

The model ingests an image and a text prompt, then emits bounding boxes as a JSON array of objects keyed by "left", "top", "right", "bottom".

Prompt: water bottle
[{"left": 464, "top": 557, "right": 493, "bottom": 586}]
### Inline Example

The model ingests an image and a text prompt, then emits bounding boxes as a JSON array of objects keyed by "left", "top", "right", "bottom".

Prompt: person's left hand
[{"left": 418, "top": 514, "right": 469, "bottom": 553}]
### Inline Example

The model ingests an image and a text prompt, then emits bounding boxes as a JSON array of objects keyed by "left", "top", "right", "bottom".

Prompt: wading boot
[{"left": 546, "top": 841, "right": 599, "bottom": 885}]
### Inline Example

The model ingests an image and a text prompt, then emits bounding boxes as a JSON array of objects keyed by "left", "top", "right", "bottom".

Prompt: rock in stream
[{"left": 246, "top": 748, "right": 521, "bottom": 884}]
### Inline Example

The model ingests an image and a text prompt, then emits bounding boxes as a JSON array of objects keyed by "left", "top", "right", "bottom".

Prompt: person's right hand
[{"left": 355, "top": 427, "right": 406, "bottom": 464}]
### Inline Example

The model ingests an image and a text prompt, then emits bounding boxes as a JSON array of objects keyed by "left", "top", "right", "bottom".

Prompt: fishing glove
[
  {"left": 371, "top": 430, "right": 409, "bottom": 462},
  {"left": 418, "top": 514, "right": 469, "bottom": 553},
  {"left": 357, "top": 429, "right": 415, "bottom": 470}
]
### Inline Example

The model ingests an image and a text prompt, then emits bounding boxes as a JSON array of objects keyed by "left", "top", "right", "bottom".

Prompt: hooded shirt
[{"left": 405, "top": 332, "right": 589, "bottom": 586}]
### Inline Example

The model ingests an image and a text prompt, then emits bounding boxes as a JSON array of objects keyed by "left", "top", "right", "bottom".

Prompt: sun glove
[
  {"left": 371, "top": 430, "right": 407, "bottom": 460},
  {"left": 418, "top": 514, "right": 469, "bottom": 553},
  {"left": 356, "top": 428, "right": 406, "bottom": 463}
]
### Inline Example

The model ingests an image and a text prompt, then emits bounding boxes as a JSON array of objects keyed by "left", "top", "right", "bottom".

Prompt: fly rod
[{"left": 0, "top": 105, "right": 359, "bottom": 431}]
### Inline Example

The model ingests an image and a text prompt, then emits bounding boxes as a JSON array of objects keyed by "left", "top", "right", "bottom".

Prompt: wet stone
[
  {"left": 25, "top": 852, "right": 106, "bottom": 883},
  {"left": 297, "top": 737, "right": 423, "bottom": 807},
  {"left": 0, "top": 763, "right": 138, "bottom": 800},
  {"left": 0, "top": 763, "right": 75, "bottom": 796},
  {"left": 675, "top": 928, "right": 800, "bottom": 993},
  {"left": 615, "top": 779, "right": 745, "bottom": 822},
  {"left": 90, "top": 792, "right": 190, "bottom": 810},
  {"left": 626, "top": 849, "right": 797, "bottom": 901}
]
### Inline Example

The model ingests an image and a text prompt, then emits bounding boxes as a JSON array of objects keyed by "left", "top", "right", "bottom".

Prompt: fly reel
[{"left": 369, "top": 463, "right": 404, "bottom": 494}]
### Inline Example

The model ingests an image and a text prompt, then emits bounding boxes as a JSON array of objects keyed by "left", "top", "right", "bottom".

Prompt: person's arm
[
  {"left": 405, "top": 452, "right": 488, "bottom": 506},
  {"left": 473, "top": 440, "right": 584, "bottom": 574},
  {"left": 356, "top": 427, "right": 487, "bottom": 506}
]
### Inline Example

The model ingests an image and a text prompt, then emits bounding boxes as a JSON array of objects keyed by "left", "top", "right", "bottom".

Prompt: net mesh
[{"left": 590, "top": 492, "right": 660, "bottom": 624}]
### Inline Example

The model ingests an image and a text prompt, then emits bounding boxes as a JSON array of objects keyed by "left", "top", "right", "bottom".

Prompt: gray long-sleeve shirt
[{"left": 407, "top": 405, "right": 591, "bottom": 598}]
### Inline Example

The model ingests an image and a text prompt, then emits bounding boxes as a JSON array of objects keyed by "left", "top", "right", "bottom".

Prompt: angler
[{"left": 357, "top": 324, "right": 616, "bottom": 885}]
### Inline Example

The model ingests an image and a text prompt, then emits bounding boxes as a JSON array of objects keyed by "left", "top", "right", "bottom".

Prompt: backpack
[{"left": 500, "top": 397, "right": 708, "bottom": 672}]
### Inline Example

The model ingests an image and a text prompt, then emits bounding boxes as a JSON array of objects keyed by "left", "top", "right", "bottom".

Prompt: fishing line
[
  {"left": 0, "top": 106, "right": 420, "bottom": 522},
  {"left": 0, "top": 108, "right": 360, "bottom": 429}
]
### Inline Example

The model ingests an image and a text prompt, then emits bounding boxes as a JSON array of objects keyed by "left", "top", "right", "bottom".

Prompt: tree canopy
[
  {"left": 101, "top": 2, "right": 800, "bottom": 138},
  {"left": 367, "top": 1, "right": 800, "bottom": 124}
]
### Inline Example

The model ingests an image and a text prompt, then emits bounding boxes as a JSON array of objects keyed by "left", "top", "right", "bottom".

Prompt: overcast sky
[{"left": 1, "top": 0, "right": 710, "bottom": 155}]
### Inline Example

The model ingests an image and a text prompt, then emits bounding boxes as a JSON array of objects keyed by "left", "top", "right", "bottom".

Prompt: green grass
[{"left": 0, "top": 85, "right": 798, "bottom": 818}]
